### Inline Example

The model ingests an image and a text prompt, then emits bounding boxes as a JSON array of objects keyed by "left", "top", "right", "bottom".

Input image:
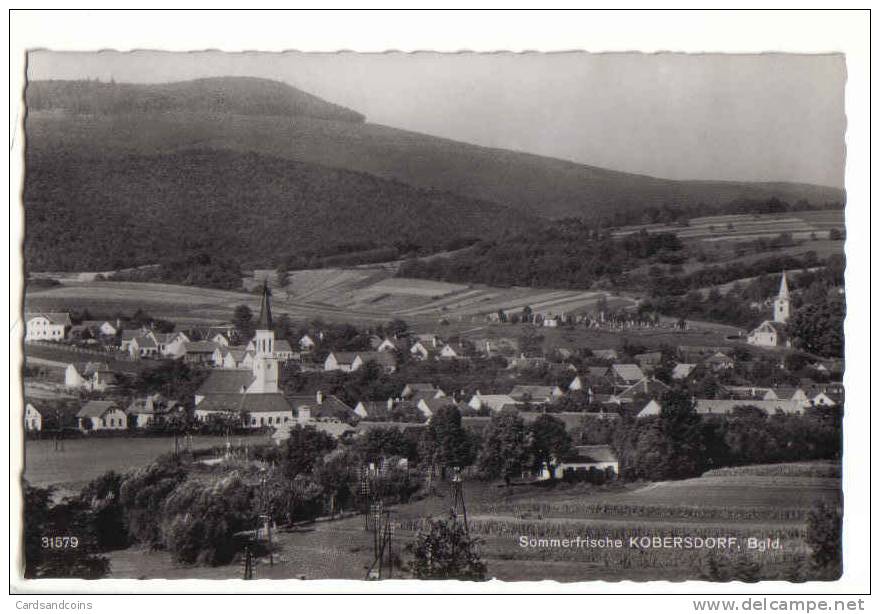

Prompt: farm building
[
  {"left": 64, "top": 361, "right": 109, "bottom": 390},
  {"left": 409, "top": 341, "right": 433, "bottom": 361},
  {"left": 183, "top": 340, "right": 219, "bottom": 365},
  {"left": 288, "top": 391, "right": 358, "bottom": 424},
  {"left": 417, "top": 397, "right": 467, "bottom": 419},
  {"left": 704, "top": 352, "right": 735, "bottom": 371},
  {"left": 613, "top": 377, "right": 670, "bottom": 403},
  {"left": 508, "top": 385, "right": 564, "bottom": 404},
  {"left": 353, "top": 399, "right": 392, "bottom": 418},
  {"left": 81, "top": 320, "right": 119, "bottom": 337},
  {"left": 634, "top": 351, "right": 663, "bottom": 370},
  {"left": 541, "top": 445, "right": 619, "bottom": 480},
  {"left": 125, "top": 394, "right": 179, "bottom": 428},
  {"left": 212, "top": 345, "right": 255, "bottom": 369},
  {"left": 611, "top": 364, "right": 645, "bottom": 388},
  {"left": 468, "top": 392, "right": 517, "bottom": 413},
  {"left": 25, "top": 403, "right": 42, "bottom": 431},
  {"left": 25, "top": 312, "right": 71, "bottom": 342},
  {"left": 129, "top": 334, "right": 159, "bottom": 359},
  {"left": 592, "top": 349, "right": 619, "bottom": 361},
  {"left": 273, "top": 339, "right": 295, "bottom": 361},
  {"left": 671, "top": 363, "right": 697, "bottom": 380},
  {"left": 155, "top": 331, "right": 190, "bottom": 358},
  {"left": 694, "top": 398, "right": 807, "bottom": 416},
  {"left": 299, "top": 334, "right": 317, "bottom": 350},
  {"left": 401, "top": 383, "right": 444, "bottom": 398},
  {"left": 77, "top": 400, "right": 128, "bottom": 432}
]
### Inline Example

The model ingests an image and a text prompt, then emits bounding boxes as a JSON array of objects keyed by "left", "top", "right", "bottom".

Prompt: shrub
[{"left": 160, "top": 473, "right": 256, "bottom": 566}]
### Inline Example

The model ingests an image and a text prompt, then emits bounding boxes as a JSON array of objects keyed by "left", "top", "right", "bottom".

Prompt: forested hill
[
  {"left": 26, "top": 77, "right": 366, "bottom": 123},
  {"left": 26, "top": 77, "right": 844, "bottom": 222},
  {"left": 24, "top": 148, "right": 536, "bottom": 272}
]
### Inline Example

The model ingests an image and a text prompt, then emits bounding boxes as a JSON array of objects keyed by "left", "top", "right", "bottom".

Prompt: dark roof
[
  {"left": 275, "top": 339, "right": 293, "bottom": 352},
  {"left": 185, "top": 340, "right": 218, "bottom": 353},
  {"left": 197, "top": 393, "right": 292, "bottom": 414},
  {"left": 355, "top": 421, "right": 427, "bottom": 434},
  {"left": 255, "top": 280, "right": 273, "bottom": 330},
  {"left": 77, "top": 400, "right": 121, "bottom": 418},
  {"left": 197, "top": 369, "right": 255, "bottom": 395},
  {"left": 329, "top": 351, "right": 359, "bottom": 365}
]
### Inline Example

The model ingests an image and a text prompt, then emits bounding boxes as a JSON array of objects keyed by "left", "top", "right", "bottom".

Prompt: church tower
[
  {"left": 250, "top": 280, "right": 278, "bottom": 393},
  {"left": 773, "top": 271, "right": 791, "bottom": 324}
]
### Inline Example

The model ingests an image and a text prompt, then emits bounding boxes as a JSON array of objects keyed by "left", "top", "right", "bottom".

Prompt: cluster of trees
[
  {"left": 612, "top": 391, "right": 842, "bottom": 481},
  {"left": 398, "top": 222, "right": 684, "bottom": 289},
  {"left": 109, "top": 252, "right": 243, "bottom": 290}
]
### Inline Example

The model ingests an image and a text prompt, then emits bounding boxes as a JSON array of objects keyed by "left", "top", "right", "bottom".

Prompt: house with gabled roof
[
  {"left": 401, "top": 383, "right": 443, "bottom": 398},
  {"left": 299, "top": 334, "right": 317, "bottom": 350},
  {"left": 25, "top": 312, "right": 71, "bottom": 341},
  {"left": 508, "top": 385, "right": 564, "bottom": 404},
  {"left": 468, "top": 392, "right": 518, "bottom": 413},
  {"left": 613, "top": 377, "right": 670, "bottom": 403},
  {"left": 288, "top": 391, "right": 358, "bottom": 424},
  {"left": 592, "top": 349, "right": 619, "bottom": 361},
  {"left": 611, "top": 364, "right": 645, "bottom": 388},
  {"left": 25, "top": 403, "right": 43, "bottom": 432},
  {"left": 704, "top": 352, "right": 735, "bottom": 372},
  {"left": 64, "top": 361, "right": 109, "bottom": 390},
  {"left": 126, "top": 394, "right": 179, "bottom": 428},
  {"left": 77, "top": 400, "right": 128, "bottom": 432},
  {"left": 540, "top": 444, "right": 619, "bottom": 480},
  {"left": 634, "top": 351, "right": 663, "bottom": 370},
  {"left": 671, "top": 363, "right": 697, "bottom": 380}
]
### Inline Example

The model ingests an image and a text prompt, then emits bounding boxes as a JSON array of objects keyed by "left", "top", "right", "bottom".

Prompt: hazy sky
[{"left": 27, "top": 50, "right": 846, "bottom": 188}]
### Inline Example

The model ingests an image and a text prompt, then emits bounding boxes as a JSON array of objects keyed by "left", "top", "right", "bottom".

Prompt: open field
[
  {"left": 25, "top": 271, "right": 636, "bottom": 328},
  {"left": 611, "top": 211, "right": 845, "bottom": 244},
  {"left": 104, "top": 462, "right": 839, "bottom": 581},
  {"left": 23, "top": 434, "right": 273, "bottom": 492}
]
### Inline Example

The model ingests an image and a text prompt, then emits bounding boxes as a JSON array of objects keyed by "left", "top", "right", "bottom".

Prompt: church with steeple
[
  {"left": 193, "top": 281, "right": 293, "bottom": 427},
  {"left": 747, "top": 271, "right": 793, "bottom": 348}
]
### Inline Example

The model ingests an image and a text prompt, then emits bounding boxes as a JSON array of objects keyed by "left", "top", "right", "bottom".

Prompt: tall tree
[
  {"left": 527, "top": 413, "right": 572, "bottom": 479},
  {"left": 419, "top": 406, "right": 475, "bottom": 475},
  {"left": 788, "top": 295, "right": 845, "bottom": 358},
  {"left": 477, "top": 408, "right": 529, "bottom": 485}
]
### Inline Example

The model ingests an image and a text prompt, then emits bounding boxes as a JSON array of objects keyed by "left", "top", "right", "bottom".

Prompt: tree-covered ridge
[
  {"left": 26, "top": 77, "right": 366, "bottom": 123},
  {"left": 24, "top": 148, "right": 535, "bottom": 272}
]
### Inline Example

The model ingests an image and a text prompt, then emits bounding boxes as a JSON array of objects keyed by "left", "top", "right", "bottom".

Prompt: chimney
[{"left": 316, "top": 390, "right": 324, "bottom": 405}]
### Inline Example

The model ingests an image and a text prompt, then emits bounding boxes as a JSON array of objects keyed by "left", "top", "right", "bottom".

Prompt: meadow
[{"left": 25, "top": 270, "right": 634, "bottom": 329}]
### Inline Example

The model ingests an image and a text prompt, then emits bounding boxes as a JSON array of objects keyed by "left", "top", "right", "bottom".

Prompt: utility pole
[{"left": 450, "top": 467, "right": 469, "bottom": 534}]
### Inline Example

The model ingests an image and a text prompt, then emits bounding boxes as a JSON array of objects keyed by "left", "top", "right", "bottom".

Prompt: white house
[
  {"left": 125, "top": 394, "right": 178, "bottom": 428},
  {"left": 77, "top": 400, "right": 128, "bottom": 432},
  {"left": 811, "top": 392, "right": 840, "bottom": 407},
  {"left": 25, "top": 403, "right": 42, "bottom": 432},
  {"left": 508, "top": 385, "right": 564, "bottom": 404},
  {"left": 468, "top": 392, "right": 518, "bottom": 413},
  {"left": 81, "top": 320, "right": 119, "bottom": 337},
  {"left": 540, "top": 445, "right": 619, "bottom": 480},
  {"left": 25, "top": 312, "right": 71, "bottom": 342},
  {"left": 64, "top": 362, "right": 109, "bottom": 390},
  {"left": 299, "top": 334, "right": 317, "bottom": 350},
  {"left": 409, "top": 341, "right": 433, "bottom": 361},
  {"left": 324, "top": 352, "right": 361, "bottom": 372},
  {"left": 438, "top": 344, "right": 464, "bottom": 359}
]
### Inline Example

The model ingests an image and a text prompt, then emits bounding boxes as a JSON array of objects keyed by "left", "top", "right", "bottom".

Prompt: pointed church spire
[
  {"left": 256, "top": 280, "right": 273, "bottom": 331},
  {"left": 778, "top": 271, "right": 790, "bottom": 299}
]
